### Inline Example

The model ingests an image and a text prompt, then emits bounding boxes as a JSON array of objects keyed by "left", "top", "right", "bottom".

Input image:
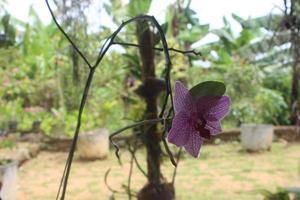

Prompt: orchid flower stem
[
  {"left": 127, "top": 143, "right": 135, "bottom": 200},
  {"left": 109, "top": 118, "right": 172, "bottom": 162},
  {"left": 104, "top": 168, "right": 121, "bottom": 194},
  {"left": 46, "top": 0, "right": 177, "bottom": 198},
  {"left": 162, "top": 136, "right": 177, "bottom": 166},
  {"left": 162, "top": 117, "right": 177, "bottom": 166},
  {"left": 172, "top": 147, "right": 182, "bottom": 184},
  {"left": 112, "top": 42, "right": 202, "bottom": 56},
  {"left": 130, "top": 140, "right": 148, "bottom": 177},
  {"left": 104, "top": 168, "right": 137, "bottom": 197}
]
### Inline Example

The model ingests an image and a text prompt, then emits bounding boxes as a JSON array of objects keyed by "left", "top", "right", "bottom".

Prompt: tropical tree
[
  {"left": 52, "top": 0, "right": 94, "bottom": 86},
  {"left": 196, "top": 13, "right": 290, "bottom": 125},
  {"left": 228, "top": 0, "right": 300, "bottom": 124}
]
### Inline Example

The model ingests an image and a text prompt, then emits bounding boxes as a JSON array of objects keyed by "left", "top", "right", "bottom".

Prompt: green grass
[
  {"left": 173, "top": 142, "right": 300, "bottom": 200},
  {"left": 17, "top": 142, "right": 300, "bottom": 199}
]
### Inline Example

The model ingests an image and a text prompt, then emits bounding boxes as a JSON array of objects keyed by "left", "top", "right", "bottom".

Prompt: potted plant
[
  {"left": 240, "top": 124, "right": 274, "bottom": 151},
  {"left": 0, "top": 159, "right": 18, "bottom": 200},
  {"left": 77, "top": 128, "right": 109, "bottom": 160}
]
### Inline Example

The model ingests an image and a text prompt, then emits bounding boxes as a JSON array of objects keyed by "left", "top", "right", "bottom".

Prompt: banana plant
[
  {"left": 201, "top": 14, "right": 262, "bottom": 65},
  {"left": 165, "top": 0, "right": 209, "bottom": 66},
  {"left": 230, "top": 2, "right": 300, "bottom": 125},
  {"left": 0, "top": 13, "right": 15, "bottom": 47}
]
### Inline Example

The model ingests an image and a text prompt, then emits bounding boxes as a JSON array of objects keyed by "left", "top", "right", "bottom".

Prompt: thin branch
[
  {"left": 55, "top": 155, "right": 69, "bottom": 200},
  {"left": 46, "top": 1, "right": 176, "bottom": 197},
  {"left": 104, "top": 168, "right": 122, "bottom": 194},
  {"left": 130, "top": 140, "right": 148, "bottom": 178},
  {"left": 162, "top": 133, "right": 177, "bottom": 167},
  {"left": 104, "top": 168, "right": 138, "bottom": 197},
  {"left": 127, "top": 143, "right": 134, "bottom": 200},
  {"left": 132, "top": 152, "right": 147, "bottom": 178},
  {"left": 59, "top": 68, "right": 96, "bottom": 199},
  {"left": 172, "top": 147, "right": 182, "bottom": 184},
  {"left": 109, "top": 118, "right": 168, "bottom": 162},
  {"left": 161, "top": 108, "right": 177, "bottom": 166},
  {"left": 45, "top": 0, "right": 92, "bottom": 69},
  {"left": 112, "top": 41, "right": 202, "bottom": 56}
]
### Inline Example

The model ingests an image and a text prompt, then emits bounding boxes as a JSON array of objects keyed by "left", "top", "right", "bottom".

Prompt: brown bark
[
  {"left": 136, "top": 20, "right": 175, "bottom": 200},
  {"left": 289, "top": 1, "right": 300, "bottom": 124},
  {"left": 136, "top": 19, "right": 161, "bottom": 185}
]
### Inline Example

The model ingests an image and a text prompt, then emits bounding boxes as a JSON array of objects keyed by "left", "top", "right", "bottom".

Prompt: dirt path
[{"left": 16, "top": 142, "right": 300, "bottom": 200}]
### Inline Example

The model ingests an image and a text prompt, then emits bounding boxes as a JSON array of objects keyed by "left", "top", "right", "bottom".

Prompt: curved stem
[
  {"left": 60, "top": 68, "right": 95, "bottom": 199},
  {"left": 109, "top": 118, "right": 166, "bottom": 162},
  {"left": 172, "top": 147, "right": 182, "bottom": 184},
  {"left": 46, "top": 0, "right": 176, "bottom": 197},
  {"left": 45, "top": 0, "right": 92, "bottom": 69},
  {"left": 112, "top": 41, "right": 202, "bottom": 56}
]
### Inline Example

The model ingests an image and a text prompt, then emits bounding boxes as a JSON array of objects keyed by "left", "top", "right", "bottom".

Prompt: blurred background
[{"left": 0, "top": 0, "right": 299, "bottom": 200}]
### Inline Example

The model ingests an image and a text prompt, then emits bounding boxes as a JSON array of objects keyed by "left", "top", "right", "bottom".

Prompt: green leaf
[
  {"left": 223, "top": 16, "right": 230, "bottom": 27},
  {"left": 232, "top": 13, "right": 245, "bottom": 25},
  {"left": 190, "top": 81, "right": 226, "bottom": 97},
  {"left": 236, "top": 29, "right": 254, "bottom": 47},
  {"left": 211, "top": 29, "right": 235, "bottom": 43},
  {"left": 128, "top": 0, "right": 152, "bottom": 16},
  {"left": 178, "top": 24, "right": 209, "bottom": 43},
  {"left": 242, "top": 14, "right": 282, "bottom": 31},
  {"left": 103, "top": 3, "right": 112, "bottom": 15}
]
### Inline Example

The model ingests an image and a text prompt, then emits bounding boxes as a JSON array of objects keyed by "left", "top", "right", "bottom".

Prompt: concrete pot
[
  {"left": 0, "top": 160, "right": 18, "bottom": 200},
  {"left": 77, "top": 128, "right": 109, "bottom": 160},
  {"left": 241, "top": 124, "right": 274, "bottom": 151}
]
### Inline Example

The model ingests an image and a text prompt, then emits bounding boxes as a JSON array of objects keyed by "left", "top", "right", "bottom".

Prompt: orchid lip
[{"left": 194, "top": 118, "right": 211, "bottom": 140}]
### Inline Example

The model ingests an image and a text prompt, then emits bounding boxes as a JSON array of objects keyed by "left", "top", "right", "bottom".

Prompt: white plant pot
[
  {"left": 77, "top": 128, "right": 109, "bottom": 160},
  {"left": 241, "top": 124, "right": 274, "bottom": 151},
  {"left": 0, "top": 160, "right": 18, "bottom": 200}
]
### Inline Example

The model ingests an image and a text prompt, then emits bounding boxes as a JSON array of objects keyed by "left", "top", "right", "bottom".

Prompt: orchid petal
[
  {"left": 167, "top": 112, "right": 193, "bottom": 147},
  {"left": 174, "top": 81, "right": 194, "bottom": 113},
  {"left": 184, "top": 131, "right": 203, "bottom": 158},
  {"left": 205, "top": 120, "right": 222, "bottom": 135},
  {"left": 197, "top": 96, "right": 230, "bottom": 121}
]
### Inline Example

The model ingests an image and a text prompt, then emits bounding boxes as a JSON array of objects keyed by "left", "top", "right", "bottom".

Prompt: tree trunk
[
  {"left": 136, "top": 18, "right": 160, "bottom": 185},
  {"left": 136, "top": 20, "right": 175, "bottom": 200},
  {"left": 291, "top": 59, "right": 300, "bottom": 124},
  {"left": 290, "top": 1, "right": 300, "bottom": 124}
]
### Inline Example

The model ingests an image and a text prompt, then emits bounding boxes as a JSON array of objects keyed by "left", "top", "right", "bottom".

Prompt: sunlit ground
[{"left": 16, "top": 142, "right": 300, "bottom": 200}]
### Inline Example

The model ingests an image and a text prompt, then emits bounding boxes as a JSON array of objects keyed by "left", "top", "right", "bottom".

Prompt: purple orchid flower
[{"left": 167, "top": 81, "right": 230, "bottom": 158}]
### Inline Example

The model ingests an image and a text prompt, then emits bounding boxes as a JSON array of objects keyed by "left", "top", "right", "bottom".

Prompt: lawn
[{"left": 17, "top": 141, "right": 300, "bottom": 200}]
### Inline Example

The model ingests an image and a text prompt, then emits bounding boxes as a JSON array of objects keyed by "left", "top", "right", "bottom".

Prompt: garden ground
[{"left": 17, "top": 141, "right": 300, "bottom": 200}]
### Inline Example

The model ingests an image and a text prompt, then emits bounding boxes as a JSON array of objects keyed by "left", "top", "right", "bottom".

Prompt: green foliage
[
  {"left": 165, "top": 0, "right": 209, "bottom": 45},
  {"left": 190, "top": 81, "right": 226, "bottom": 97},
  {"left": 225, "top": 64, "right": 288, "bottom": 124},
  {"left": 262, "top": 69, "right": 291, "bottom": 102},
  {"left": 255, "top": 88, "right": 288, "bottom": 124},
  {"left": 0, "top": 159, "right": 12, "bottom": 165},
  {"left": 0, "top": 139, "right": 15, "bottom": 149},
  {"left": 0, "top": 13, "right": 16, "bottom": 47},
  {"left": 0, "top": 98, "right": 23, "bottom": 123},
  {"left": 128, "top": 0, "right": 151, "bottom": 16},
  {"left": 260, "top": 187, "right": 300, "bottom": 200},
  {"left": 195, "top": 12, "right": 293, "bottom": 126},
  {"left": 0, "top": 7, "right": 131, "bottom": 137},
  {"left": 178, "top": 24, "right": 209, "bottom": 43},
  {"left": 104, "top": 0, "right": 128, "bottom": 24},
  {"left": 0, "top": 1, "right": 294, "bottom": 138},
  {"left": 260, "top": 188, "right": 290, "bottom": 200}
]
